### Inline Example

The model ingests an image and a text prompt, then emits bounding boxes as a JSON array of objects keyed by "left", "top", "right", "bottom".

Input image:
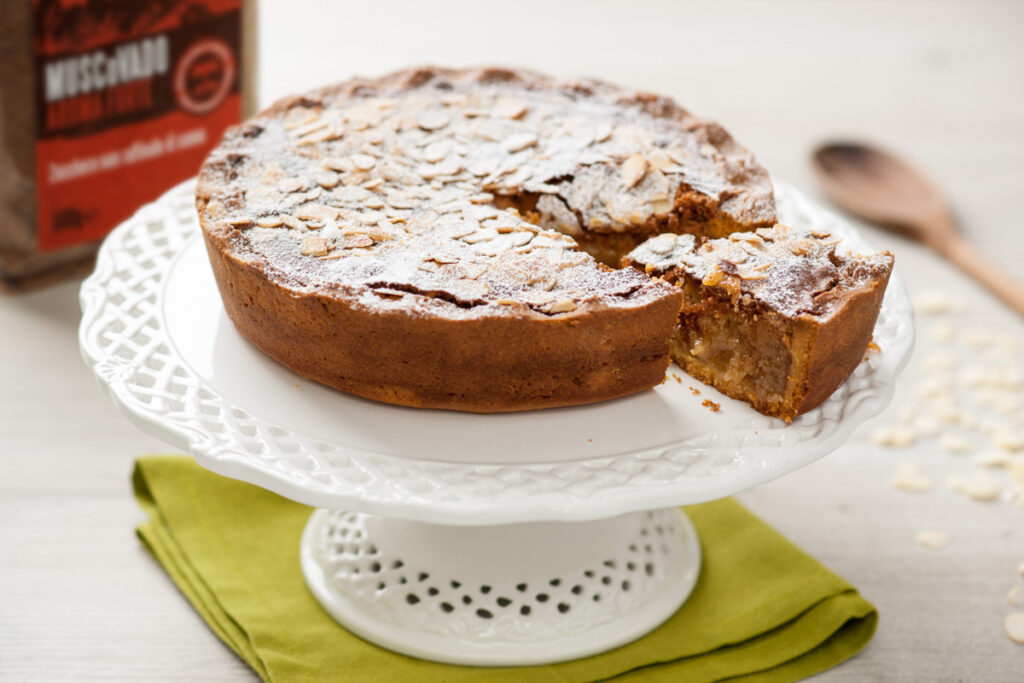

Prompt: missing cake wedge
[{"left": 625, "top": 226, "right": 893, "bottom": 421}]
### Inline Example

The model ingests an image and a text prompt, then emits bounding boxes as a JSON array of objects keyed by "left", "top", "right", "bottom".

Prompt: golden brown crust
[{"left": 204, "top": 231, "right": 681, "bottom": 411}]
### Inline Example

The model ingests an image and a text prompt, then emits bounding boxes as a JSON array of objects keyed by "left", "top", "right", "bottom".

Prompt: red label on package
[{"left": 32, "top": 0, "right": 243, "bottom": 251}]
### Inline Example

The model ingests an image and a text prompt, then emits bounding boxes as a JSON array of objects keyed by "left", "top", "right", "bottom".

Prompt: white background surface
[{"left": 2, "top": 1, "right": 1023, "bottom": 679}]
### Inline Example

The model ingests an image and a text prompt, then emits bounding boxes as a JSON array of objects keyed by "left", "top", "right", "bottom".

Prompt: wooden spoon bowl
[{"left": 812, "top": 141, "right": 1024, "bottom": 316}]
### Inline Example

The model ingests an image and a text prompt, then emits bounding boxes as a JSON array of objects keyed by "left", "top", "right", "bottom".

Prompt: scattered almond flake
[
  {"left": 939, "top": 433, "right": 975, "bottom": 454},
  {"left": 619, "top": 154, "right": 648, "bottom": 189},
  {"left": 961, "top": 328, "right": 995, "bottom": 350},
  {"left": 922, "top": 351, "right": 957, "bottom": 372},
  {"left": 928, "top": 400, "right": 963, "bottom": 424},
  {"left": 898, "top": 405, "right": 916, "bottom": 423},
  {"left": 993, "top": 430, "right": 1024, "bottom": 452},
  {"left": 915, "top": 530, "right": 950, "bottom": 550},
  {"left": 913, "top": 415, "right": 943, "bottom": 438},
  {"left": 889, "top": 463, "right": 933, "bottom": 493},
  {"left": 870, "top": 424, "right": 917, "bottom": 448},
  {"left": 1008, "top": 586, "right": 1024, "bottom": 607},
  {"left": 946, "top": 472, "right": 1002, "bottom": 501},
  {"left": 1005, "top": 613, "right": 1024, "bottom": 644},
  {"left": 914, "top": 376, "right": 954, "bottom": 400},
  {"left": 973, "top": 450, "right": 1016, "bottom": 468},
  {"left": 993, "top": 333, "right": 1020, "bottom": 355},
  {"left": 928, "top": 320, "right": 955, "bottom": 343},
  {"left": 701, "top": 399, "right": 721, "bottom": 413},
  {"left": 913, "top": 291, "right": 958, "bottom": 314},
  {"left": 1018, "top": 561, "right": 1024, "bottom": 577}
]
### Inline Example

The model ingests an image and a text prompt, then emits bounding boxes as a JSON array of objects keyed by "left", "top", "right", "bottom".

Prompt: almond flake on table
[
  {"left": 1006, "top": 613, "right": 1024, "bottom": 645},
  {"left": 915, "top": 530, "right": 950, "bottom": 550},
  {"left": 912, "top": 291, "right": 960, "bottom": 314},
  {"left": 915, "top": 377, "right": 954, "bottom": 400},
  {"left": 914, "top": 415, "right": 943, "bottom": 437},
  {"left": 992, "top": 430, "right": 1024, "bottom": 452},
  {"left": 922, "top": 351, "right": 957, "bottom": 372},
  {"left": 961, "top": 328, "right": 995, "bottom": 350},
  {"left": 871, "top": 424, "right": 917, "bottom": 448},
  {"left": 973, "top": 450, "right": 1016, "bottom": 468},
  {"left": 939, "top": 433, "right": 974, "bottom": 454},
  {"left": 889, "top": 463, "right": 933, "bottom": 493},
  {"left": 1018, "top": 561, "right": 1024, "bottom": 577},
  {"left": 928, "top": 320, "right": 956, "bottom": 343},
  {"left": 1008, "top": 586, "right": 1024, "bottom": 607},
  {"left": 946, "top": 472, "right": 1001, "bottom": 502}
]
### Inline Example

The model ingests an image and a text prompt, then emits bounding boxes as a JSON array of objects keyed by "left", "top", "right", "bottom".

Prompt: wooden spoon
[{"left": 811, "top": 141, "right": 1024, "bottom": 316}]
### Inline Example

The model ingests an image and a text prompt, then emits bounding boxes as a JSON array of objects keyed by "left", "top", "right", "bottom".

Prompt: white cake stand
[{"left": 79, "top": 180, "right": 913, "bottom": 666}]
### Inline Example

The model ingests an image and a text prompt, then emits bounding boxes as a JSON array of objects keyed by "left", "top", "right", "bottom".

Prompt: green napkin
[{"left": 133, "top": 456, "right": 876, "bottom": 682}]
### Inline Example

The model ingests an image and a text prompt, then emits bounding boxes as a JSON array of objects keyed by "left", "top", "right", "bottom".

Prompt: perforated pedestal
[{"left": 300, "top": 507, "right": 701, "bottom": 666}]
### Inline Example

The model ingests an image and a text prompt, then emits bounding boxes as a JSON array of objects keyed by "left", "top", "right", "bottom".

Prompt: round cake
[{"left": 196, "top": 66, "right": 776, "bottom": 413}]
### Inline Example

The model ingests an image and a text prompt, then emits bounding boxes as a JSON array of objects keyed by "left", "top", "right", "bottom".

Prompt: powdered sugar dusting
[{"left": 197, "top": 67, "right": 772, "bottom": 318}]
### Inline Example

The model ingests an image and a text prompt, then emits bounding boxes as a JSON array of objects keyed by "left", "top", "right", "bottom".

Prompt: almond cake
[{"left": 196, "top": 66, "right": 779, "bottom": 413}]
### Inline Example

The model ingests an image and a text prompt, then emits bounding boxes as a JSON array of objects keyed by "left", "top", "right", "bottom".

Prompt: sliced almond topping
[
  {"left": 351, "top": 154, "right": 377, "bottom": 171},
  {"left": 494, "top": 98, "right": 529, "bottom": 120},
  {"left": 620, "top": 153, "right": 648, "bottom": 189},
  {"left": 502, "top": 133, "right": 538, "bottom": 153},
  {"left": 312, "top": 170, "right": 340, "bottom": 188},
  {"left": 422, "top": 141, "right": 450, "bottom": 163},
  {"left": 255, "top": 216, "right": 284, "bottom": 228},
  {"left": 417, "top": 110, "right": 450, "bottom": 131},
  {"left": 548, "top": 299, "right": 578, "bottom": 314},
  {"left": 301, "top": 236, "right": 332, "bottom": 256},
  {"left": 339, "top": 234, "right": 374, "bottom": 249},
  {"left": 278, "top": 177, "right": 306, "bottom": 193}
]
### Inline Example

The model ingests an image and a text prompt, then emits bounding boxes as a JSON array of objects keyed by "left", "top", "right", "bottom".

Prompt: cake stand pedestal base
[{"left": 300, "top": 507, "right": 701, "bottom": 666}]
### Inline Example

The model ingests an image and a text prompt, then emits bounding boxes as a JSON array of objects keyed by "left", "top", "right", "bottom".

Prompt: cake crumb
[
  {"left": 1005, "top": 613, "right": 1024, "bottom": 644},
  {"left": 673, "top": 374, "right": 682, "bottom": 383},
  {"left": 915, "top": 530, "right": 950, "bottom": 550},
  {"left": 871, "top": 424, "right": 916, "bottom": 448},
  {"left": 889, "top": 463, "right": 933, "bottom": 493},
  {"left": 701, "top": 399, "right": 720, "bottom": 412},
  {"left": 689, "top": 386, "right": 701, "bottom": 396}
]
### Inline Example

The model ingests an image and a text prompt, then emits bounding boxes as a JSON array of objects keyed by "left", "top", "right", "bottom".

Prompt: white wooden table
[{"left": 2, "top": 1, "right": 1022, "bottom": 679}]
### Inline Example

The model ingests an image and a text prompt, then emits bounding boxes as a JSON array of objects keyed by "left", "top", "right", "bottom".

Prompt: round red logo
[{"left": 174, "top": 38, "right": 236, "bottom": 115}]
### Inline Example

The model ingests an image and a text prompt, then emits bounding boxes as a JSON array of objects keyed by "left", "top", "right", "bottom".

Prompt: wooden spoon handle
[{"left": 934, "top": 234, "right": 1024, "bottom": 316}]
